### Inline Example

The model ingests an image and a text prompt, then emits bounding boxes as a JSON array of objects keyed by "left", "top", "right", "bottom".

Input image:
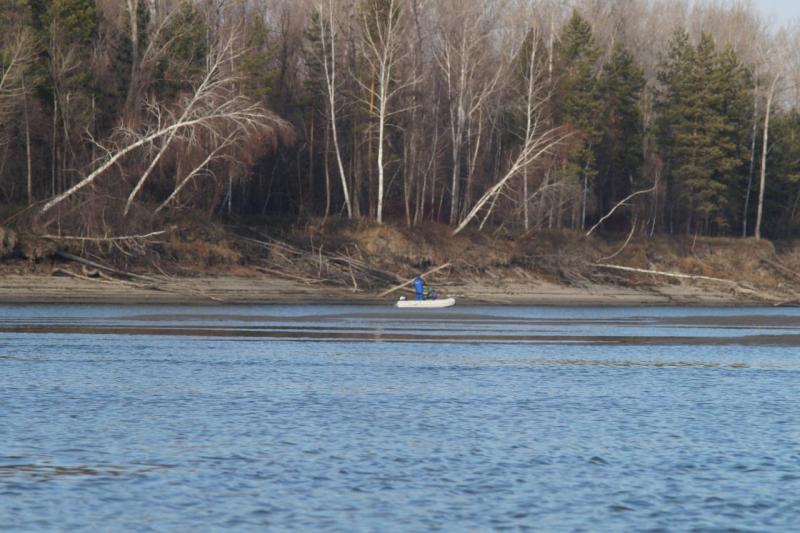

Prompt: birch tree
[
  {"left": 38, "top": 33, "right": 293, "bottom": 218},
  {"left": 453, "top": 25, "right": 570, "bottom": 235},
  {"left": 434, "top": 0, "right": 504, "bottom": 224},
  {"left": 755, "top": 30, "right": 788, "bottom": 240},
  {"left": 312, "top": 0, "right": 353, "bottom": 218},
  {"left": 0, "top": 23, "right": 36, "bottom": 204},
  {"left": 0, "top": 26, "right": 36, "bottom": 152},
  {"left": 359, "top": 0, "right": 411, "bottom": 224}
]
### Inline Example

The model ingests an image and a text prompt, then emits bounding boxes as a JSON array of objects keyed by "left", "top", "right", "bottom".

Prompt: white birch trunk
[
  {"left": 755, "top": 70, "right": 781, "bottom": 240},
  {"left": 317, "top": 1, "right": 353, "bottom": 218}
]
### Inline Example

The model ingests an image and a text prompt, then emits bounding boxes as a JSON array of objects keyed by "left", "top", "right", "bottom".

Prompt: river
[{"left": 2, "top": 304, "right": 799, "bottom": 531}]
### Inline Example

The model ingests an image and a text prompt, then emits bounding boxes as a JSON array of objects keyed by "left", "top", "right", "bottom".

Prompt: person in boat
[
  {"left": 425, "top": 286, "right": 438, "bottom": 300},
  {"left": 414, "top": 275, "right": 425, "bottom": 300}
]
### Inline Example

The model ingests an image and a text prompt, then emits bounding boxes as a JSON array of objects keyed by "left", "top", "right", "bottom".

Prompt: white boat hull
[{"left": 395, "top": 297, "right": 456, "bottom": 308}]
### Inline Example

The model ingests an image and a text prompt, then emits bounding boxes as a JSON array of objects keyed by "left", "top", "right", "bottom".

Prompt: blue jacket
[{"left": 413, "top": 276, "right": 424, "bottom": 294}]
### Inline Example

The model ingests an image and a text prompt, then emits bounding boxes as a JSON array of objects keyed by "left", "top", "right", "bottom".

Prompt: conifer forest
[{"left": 1, "top": 0, "right": 800, "bottom": 239}]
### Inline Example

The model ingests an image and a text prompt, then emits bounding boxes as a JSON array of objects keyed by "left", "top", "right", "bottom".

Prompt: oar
[{"left": 378, "top": 263, "right": 452, "bottom": 298}]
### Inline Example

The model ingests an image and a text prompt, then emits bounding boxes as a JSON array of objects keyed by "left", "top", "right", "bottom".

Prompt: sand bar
[{"left": 0, "top": 273, "right": 782, "bottom": 306}]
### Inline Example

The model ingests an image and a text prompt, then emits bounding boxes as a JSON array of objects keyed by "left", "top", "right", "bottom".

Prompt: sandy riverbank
[
  {"left": 0, "top": 272, "right": 773, "bottom": 306},
  {"left": 1, "top": 222, "right": 797, "bottom": 307}
]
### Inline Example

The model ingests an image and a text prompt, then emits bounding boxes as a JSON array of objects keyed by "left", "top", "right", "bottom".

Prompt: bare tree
[
  {"left": 124, "top": 0, "right": 141, "bottom": 113},
  {"left": 434, "top": 0, "right": 505, "bottom": 224},
  {"left": 754, "top": 29, "right": 789, "bottom": 240},
  {"left": 313, "top": 0, "right": 353, "bottom": 218},
  {"left": 119, "top": 1, "right": 183, "bottom": 120},
  {"left": 0, "top": 27, "right": 36, "bottom": 202},
  {"left": 453, "top": 25, "right": 570, "bottom": 235},
  {"left": 0, "top": 28, "right": 34, "bottom": 125},
  {"left": 358, "top": 0, "right": 414, "bottom": 224},
  {"left": 38, "top": 33, "right": 292, "bottom": 218},
  {"left": 8, "top": 0, "right": 800, "bottom": 237}
]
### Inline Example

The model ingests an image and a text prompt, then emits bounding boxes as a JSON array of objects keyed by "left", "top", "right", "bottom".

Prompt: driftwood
[
  {"left": 592, "top": 263, "right": 739, "bottom": 284},
  {"left": 590, "top": 263, "right": 779, "bottom": 302},
  {"left": 378, "top": 262, "right": 452, "bottom": 298},
  {"left": 52, "top": 267, "right": 153, "bottom": 291},
  {"left": 236, "top": 233, "right": 404, "bottom": 290},
  {"left": 42, "top": 231, "right": 167, "bottom": 242},
  {"left": 56, "top": 251, "right": 156, "bottom": 282},
  {"left": 55, "top": 251, "right": 224, "bottom": 302},
  {"left": 43, "top": 230, "right": 170, "bottom": 257}
]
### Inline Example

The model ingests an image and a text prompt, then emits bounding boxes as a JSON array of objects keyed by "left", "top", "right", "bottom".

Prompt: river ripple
[{"left": 2, "top": 305, "right": 800, "bottom": 531}]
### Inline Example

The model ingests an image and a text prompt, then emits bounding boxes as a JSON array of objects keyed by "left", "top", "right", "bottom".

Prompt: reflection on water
[{"left": 2, "top": 304, "right": 800, "bottom": 531}]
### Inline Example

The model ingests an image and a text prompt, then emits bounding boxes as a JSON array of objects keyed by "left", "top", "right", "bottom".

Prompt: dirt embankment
[{"left": 0, "top": 220, "right": 799, "bottom": 305}]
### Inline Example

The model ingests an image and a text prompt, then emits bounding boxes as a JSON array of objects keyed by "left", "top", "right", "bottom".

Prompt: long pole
[{"left": 378, "top": 263, "right": 452, "bottom": 297}]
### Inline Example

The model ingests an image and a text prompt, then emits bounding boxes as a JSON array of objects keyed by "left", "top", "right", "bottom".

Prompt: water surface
[{"left": 2, "top": 305, "right": 799, "bottom": 531}]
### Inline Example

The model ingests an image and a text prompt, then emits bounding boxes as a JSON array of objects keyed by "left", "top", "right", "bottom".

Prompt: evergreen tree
[
  {"left": 657, "top": 31, "right": 749, "bottom": 233},
  {"left": 596, "top": 43, "right": 645, "bottom": 225},
  {"left": 554, "top": 10, "right": 602, "bottom": 228},
  {"left": 28, "top": 0, "right": 98, "bottom": 194},
  {"left": 760, "top": 110, "right": 800, "bottom": 238},
  {"left": 714, "top": 45, "right": 753, "bottom": 229},
  {"left": 155, "top": 1, "right": 207, "bottom": 97},
  {"left": 28, "top": 0, "right": 96, "bottom": 42},
  {"left": 656, "top": 28, "right": 694, "bottom": 232},
  {"left": 303, "top": 10, "right": 327, "bottom": 111},
  {"left": 686, "top": 33, "right": 731, "bottom": 231},
  {"left": 240, "top": 16, "right": 278, "bottom": 103},
  {"left": 0, "top": 0, "right": 32, "bottom": 28},
  {"left": 27, "top": 0, "right": 98, "bottom": 92}
]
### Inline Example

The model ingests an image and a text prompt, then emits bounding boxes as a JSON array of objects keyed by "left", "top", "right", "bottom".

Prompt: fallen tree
[
  {"left": 37, "top": 32, "right": 293, "bottom": 221},
  {"left": 590, "top": 262, "right": 780, "bottom": 303},
  {"left": 453, "top": 24, "right": 570, "bottom": 236}
]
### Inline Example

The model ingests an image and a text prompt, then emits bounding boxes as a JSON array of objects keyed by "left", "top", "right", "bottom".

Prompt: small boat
[{"left": 395, "top": 296, "right": 456, "bottom": 308}]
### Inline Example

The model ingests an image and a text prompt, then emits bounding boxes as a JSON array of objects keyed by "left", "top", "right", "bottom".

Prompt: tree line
[{"left": 1, "top": 0, "right": 799, "bottom": 239}]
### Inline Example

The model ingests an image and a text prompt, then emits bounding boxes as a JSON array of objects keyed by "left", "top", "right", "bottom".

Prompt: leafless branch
[{"left": 585, "top": 185, "right": 656, "bottom": 237}]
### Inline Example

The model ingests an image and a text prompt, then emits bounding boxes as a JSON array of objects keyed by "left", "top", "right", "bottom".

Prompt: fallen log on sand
[
  {"left": 55, "top": 251, "right": 224, "bottom": 302},
  {"left": 590, "top": 263, "right": 780, "bottom": 303}
]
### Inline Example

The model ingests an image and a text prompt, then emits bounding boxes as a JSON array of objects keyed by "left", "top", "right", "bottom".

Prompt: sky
[{"left": 756, "top": 0, "right": 800, "bottom": 21}]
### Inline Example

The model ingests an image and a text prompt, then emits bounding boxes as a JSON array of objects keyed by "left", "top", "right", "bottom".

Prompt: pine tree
[
  {"left": 714, "top": 45, "right": 753, "bottom": 229},
  {"left": 657, "top": 28, "right": 694, "bottom": 232},
  {"left": 239, "top": 16, "right": 278, "bottom": 104},
  {"left": 155, "top": 1, "right": 207, "bottom": 97},
  {"left": 685, "top": 33, "right": 730, "bottom": 231},
  {"left": 555, "top": 10, "right": 602, "bottom": 229},
  {"left": 596, "top": 43, "right": 645, "bottom": 225},
  {"left": 303, "top": 10, "right": 327, "bottom": 111},
  {"left": 28, "top": 0, "right": 98, "bottom": 195},
  {"left": 28, "top": 0, "right": 96, "bottom": 44},
  {"left": 759, "top": 110, "right": 800, "bottom": 238},
  {"left": 657, "top": 31, "right": 749, "bottom": 233}
]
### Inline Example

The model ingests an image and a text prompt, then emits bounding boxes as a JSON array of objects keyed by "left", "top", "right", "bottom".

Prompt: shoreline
[{"left": 0, "top": 273, "right": 782, "bottom": 307}]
